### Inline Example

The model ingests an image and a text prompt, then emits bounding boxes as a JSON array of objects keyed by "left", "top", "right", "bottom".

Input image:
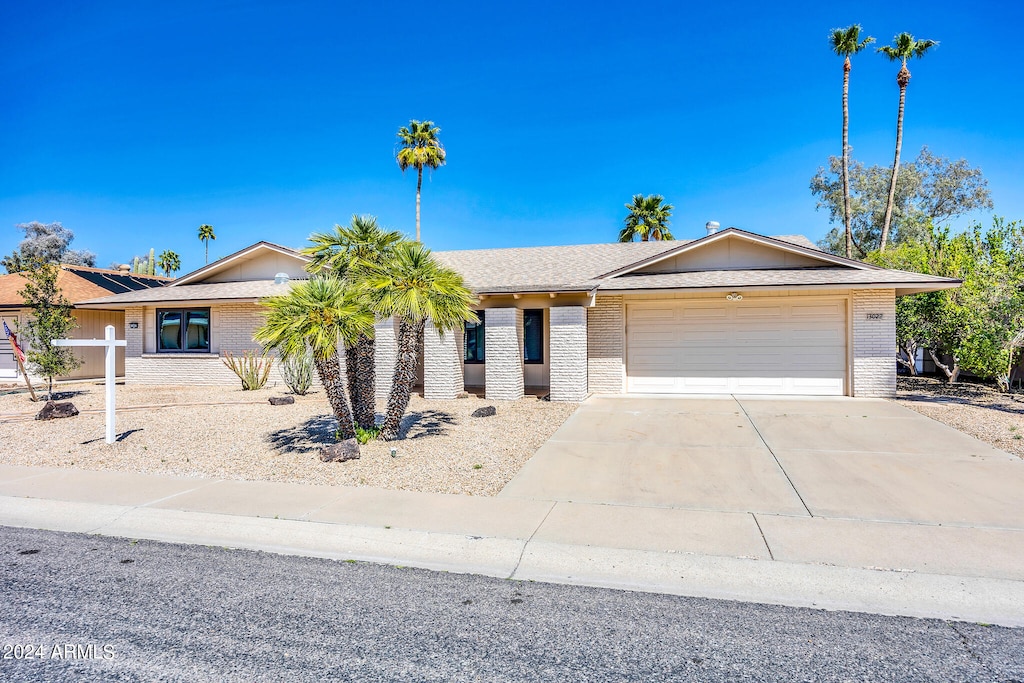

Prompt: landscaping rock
[
  {"left": 268, "top": 396, "right": 295, "bottom": 406},
  {"left": 319, "top": 439, "right": 360, "bottom": 463},
  {"left": 35, "top": 401, "right": 79, "bottom": 421},
  {"left": 471, "top": 406, "right": 497, "bottom": 418}
]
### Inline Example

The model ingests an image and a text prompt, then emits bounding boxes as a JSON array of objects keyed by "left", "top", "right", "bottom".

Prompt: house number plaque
[{"left": 866, "top": 313, "right": 883, "bottom": 320}]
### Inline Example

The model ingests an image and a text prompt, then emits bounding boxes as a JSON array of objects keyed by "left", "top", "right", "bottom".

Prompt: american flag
[{"left": 3, "top": 320, "right": 26, "bottom": 365}]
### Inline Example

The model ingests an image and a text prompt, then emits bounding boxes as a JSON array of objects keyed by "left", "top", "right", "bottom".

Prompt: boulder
[
  {"left": 35, "top": 401, "right": 79, "bottom": 421},
  {"left": 471, "top": 406, "right": 497, "bottom": 418},
  {"left": 319, "top": 438, "right": 360, "bottom": 463},
  {"left": 268, "top": 396, "right": 295, "bottom": 406}
]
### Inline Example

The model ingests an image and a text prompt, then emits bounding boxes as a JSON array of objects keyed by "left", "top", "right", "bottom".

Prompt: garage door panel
[{"left": 626, "top": 298, "right": 847, "bottom": 396}]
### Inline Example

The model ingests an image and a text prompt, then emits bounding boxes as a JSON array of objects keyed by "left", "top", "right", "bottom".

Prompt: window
[
  {"left": 524, "top": 309, "right": 543, "bottom": 364},
  {"left": 464, "top": 311, "right": 485, "bottom": 363},
  {"left": 157, "top": 308, "right": 210, "bottom": 352}
]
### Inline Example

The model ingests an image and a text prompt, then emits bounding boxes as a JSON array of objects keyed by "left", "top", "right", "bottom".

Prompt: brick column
[
  {"left": 374, "top": 317, "right": 398, "bottom": 400},
  {"left": 485, "top": 307, "right": 524, "bottom": 400},
  {"left": 852, "top": 289, "right": 896, "bottom": 397},
  {"left": 423, "top": 319, "right": 464, "bottom": 399},
  {"left": 123, "top": 307, "right": 144, "bottom": 385},
  {"left": 587, "top": 295, "right": 624, "bottom": 394},
  {"left": 549, "top": 306, "right": 588, "bottom": 402}
]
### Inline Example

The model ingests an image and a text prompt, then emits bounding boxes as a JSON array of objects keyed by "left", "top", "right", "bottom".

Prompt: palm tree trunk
[
  {"left": 415, "top": 166, "right": 423, "bottom": 242},
  {"left": 380, "top": 317, "right": 423, "bottom": 441},
  {"left": 313, "top": 351, "right": 356, "bottom": 440},
  {"left": 841, "top": 59, "right": 853, "bottom": 259},
  {"left": 354, "top": 333, "right": 376, "bottom": 430},
  {"left": 344, "top": 344, "right": 359, "bottom": 422},
  {"left": 880, "top": 72, "right": 908, "bottom": 252},
  {"left": 205, "top": 241, "right": 209, "bottom": 265}
]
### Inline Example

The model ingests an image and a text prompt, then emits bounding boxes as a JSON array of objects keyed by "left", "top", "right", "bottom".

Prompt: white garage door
[{"left": 626, "top": 298, "right": 847, "bottom": 396}]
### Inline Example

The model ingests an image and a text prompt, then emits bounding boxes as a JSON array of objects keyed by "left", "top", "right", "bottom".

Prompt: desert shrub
[
  {"left": 281, "top": 348, "right": 314, "bottom": 395},
  {"left": 222, "top": 350, "right": 273, "bottom": 390}
]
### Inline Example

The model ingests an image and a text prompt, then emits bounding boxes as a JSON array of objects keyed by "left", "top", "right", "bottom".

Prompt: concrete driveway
[{"left": 499, "top": 395, "right": 1024, "bottom": 581}]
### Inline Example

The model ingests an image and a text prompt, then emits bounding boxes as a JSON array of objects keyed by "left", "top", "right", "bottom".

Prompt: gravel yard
[
  {"left": 895, "top": 376, "right": 1024, "bottom": 459},
  {"left": 0, "top": 382, "right": 578, "bottom": 496}
]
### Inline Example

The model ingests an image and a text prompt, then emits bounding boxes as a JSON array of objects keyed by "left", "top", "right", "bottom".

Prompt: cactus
[{"left": 148, "top": 248, "right": 155, "bottom": 275}]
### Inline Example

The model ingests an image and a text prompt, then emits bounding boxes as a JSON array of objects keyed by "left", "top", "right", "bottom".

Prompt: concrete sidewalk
[{"left": 2, "top": 462, "right": 1023, "bottom": 627}]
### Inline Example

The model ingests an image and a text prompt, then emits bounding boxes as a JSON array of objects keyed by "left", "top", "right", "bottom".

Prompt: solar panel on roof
[{"left": 72, "top": 270, "right": 133, "bottom": 293}]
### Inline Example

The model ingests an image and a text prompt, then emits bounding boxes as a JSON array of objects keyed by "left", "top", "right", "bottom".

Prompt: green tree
[
  {"left": 197, "top": 224, "right": 216, "bottom": 265},
  {"left": 254, "top": 276, "right": 374, "bottom": 440},
  {"left": 361, "top": 242, "right": 476, "bottom": 440},
  {"left": 18, "top": 260, "right": 81, "bottom": 398},
  {"left": 156, "top": 250, "right": 181, "bottom": 277},
  {"left": 829, "top": 24, "right": 874, "bottom": 258},
  {"left": 2, "top": 222, "right": 95, "bottom": 273},
  {"left": 869, "top": 219, "right": 1024, "bottom": 385},
  {"left": 396, "top": 120, "right": 446, "bottom": 242},
  {"left": 812, "top": 147, "right": 991, "bottom": 257},
  {"left": 303, "top": 215, "right": 405, "bottom": 430},
  {"left": 877, "top": 32, "right": 938, "bottom": 252},
  {"left": 619, "top": 194, "right": 674, "bottom": 242}
]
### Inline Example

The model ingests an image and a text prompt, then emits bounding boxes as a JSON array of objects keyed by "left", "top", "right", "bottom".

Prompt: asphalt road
[{"left": 1, "top": 526, "right": 1022, "bottom": 682}]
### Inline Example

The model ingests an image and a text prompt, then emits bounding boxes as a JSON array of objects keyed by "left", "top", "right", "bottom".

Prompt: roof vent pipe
[
  {"left": 705, "top": 221, "right": 720, "bottom": 236},
  {"left": 274, "top": 272, "right": 290, "bottom": 285}
]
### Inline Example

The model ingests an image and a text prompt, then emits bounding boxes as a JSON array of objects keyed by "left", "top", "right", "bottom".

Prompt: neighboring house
[
  {"left": 0, "top": 264, "right": 170, "bottom": 381},
  {"left": 77, "top": 228, "right": 959, "bottom": 399}
]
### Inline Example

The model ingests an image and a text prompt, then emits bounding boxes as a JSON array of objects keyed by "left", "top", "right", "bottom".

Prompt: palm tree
[
  {"left": 361, "top": 242, "right": 476, "bottom": 440},
  {"left": 830, "top": 24, "right": 874, "bottom": 259},
  {"left": 396, "top": 120, "right": 446, "bottom": 242},
  {"left": 303, "top": 215, "right": 406, "bottom": 430},
  {"left": 197, "top": 224, "right": 216, "bottom": 264},
  {"left": 878, "top": 32, "right": 938, "bottom": 252},
  {"left": 156, "top": 250, "right": 181, "bottom": 277},
  {"left": 254, "top": 276, "right": 374, "bottom": 441},
  {"left": 619, "top": 194, "right": 674, "bottom": 242}
]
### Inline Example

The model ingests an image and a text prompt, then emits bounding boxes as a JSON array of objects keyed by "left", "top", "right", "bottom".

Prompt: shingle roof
[
  {"left": 598, "top": 267, "right": 958, "bottom": 291},
  {"left": 0, "top": 265, "right": 170, "bottom": 307},
  {"left": 77, "top": 279, "right": 304, "bottom": 306}
]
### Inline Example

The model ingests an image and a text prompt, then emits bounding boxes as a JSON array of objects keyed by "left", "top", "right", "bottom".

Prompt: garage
[{"left": 626, "top": 297, "right": 847, "bottom": 395}]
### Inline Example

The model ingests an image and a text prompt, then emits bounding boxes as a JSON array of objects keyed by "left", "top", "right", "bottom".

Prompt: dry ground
[
  {"left": 895, "top": 376, "right": 1024, "bottom": 459},
  {"left": 0, "top": 382, "right": 577, "bottom": 496}
]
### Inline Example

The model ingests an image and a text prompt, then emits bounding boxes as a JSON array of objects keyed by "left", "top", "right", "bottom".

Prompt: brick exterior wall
[
  {"left": 485, "top": 307, "right": 524, "bottom": 400},
  {"left": 374, "top": 317, "right": 398, "bottom": 400},
  {"left": 549, "top": 305, "right": 588, "bottom": 402},
  {"left": 587, "top": 295, "right": 625, "bottom": 394},
  {"left": 124, "top": 302, "right": 295, "bottom": 387},
  {"left": 423, "top": 319, "right": 464, "bottom": 400},
  {"left": 852, "top": 289, "right": 897, "bottom": 397}
]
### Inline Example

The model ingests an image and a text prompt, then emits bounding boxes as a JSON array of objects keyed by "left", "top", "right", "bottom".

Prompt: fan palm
[
  {"left": 254, "top": 276, "right": 374, "bottom": 440},
  {"left": 361, "top": 242, "right": 477, "bottom": 440},
  {"left": 197, "top": 224, "right": 216, "bottom": 264},
  {"left": 303, "top": 215, "right": 406, "bottom": 430},
  {"left": 156, "top": 250, "right": 181, "bottom": 277},
  {"left": 396, "top": 120, "right": 446, "bottom": 242},
  {"left": 878, "top": 33, "right": 938, "bottom": 252},
  {"left": 830, "top": 24, "right": 874, "bottom": 259},
  {"left": 619, "top": 194, "right": 674, "bottom": 242}
]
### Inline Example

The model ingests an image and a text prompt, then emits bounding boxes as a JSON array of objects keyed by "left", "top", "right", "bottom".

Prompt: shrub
[
  {"left": 280, "top": 348, "right": 314, "bottom": 395},
  {"left": 354, "top": 426, "right": 381, "bottom": 445},
  {"left": 222, "top": 351, "right": 273, "bottom": 390}
]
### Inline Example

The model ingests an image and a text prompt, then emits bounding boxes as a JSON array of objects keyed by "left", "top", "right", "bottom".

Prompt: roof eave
[
  {"left": 596, "top": 281, "right": 963, "bottom": 296},
  {"left": 171, "top": 241, "right": 310, "bottom": 286}
]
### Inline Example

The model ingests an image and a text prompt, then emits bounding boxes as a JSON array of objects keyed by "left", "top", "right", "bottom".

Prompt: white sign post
[{"left": 52, "top": 325, "right": 127, "bottom": 444}]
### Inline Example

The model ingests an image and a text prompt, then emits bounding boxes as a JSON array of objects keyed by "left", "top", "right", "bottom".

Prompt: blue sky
[{"left": 2, "top": 0, "right": 1022, "bottom": 274}]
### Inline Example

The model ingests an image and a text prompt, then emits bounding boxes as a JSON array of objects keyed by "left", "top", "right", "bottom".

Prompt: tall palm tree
[
  {"left": 303, "top": 215, "right": 406, "bottom": 430},
  {"left": 156, "top": 250, "right": 181, "bottom": 277},
  {"left": 197, "top": 224, "right": 216, "bottom": 264},
  {"left": 361, "top": 242, "right": 476, "bottom": 440},
  {"left": 254, "top": 276, "right": 374, "bottom": 441},
  {"left": 619, "top": 194, "right": 674, "bottom": 242},
  {"left": 878, "top": 32, "right": 938, "bottom": 252},
  {"left": 396, "top": 120, "right": 446, "bottom": 242},
  {"left": 830, "top": 25, "right": 874, "bottom": 259}
]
